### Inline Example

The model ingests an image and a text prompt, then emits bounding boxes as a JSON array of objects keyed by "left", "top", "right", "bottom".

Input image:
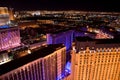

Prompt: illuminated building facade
[
  {"left": 0, "top": 50, "right": 10, "bottom": 65},
  {"left": 0, "top": 7, "right": 21, "bottom": 65},
  {"left": 8, "top": 8, "right": 14, "bottom": 20},
  {"left": 63, "top": 75, "right": 71, "bottom": 80},
  {"left": 71, "top": 37, "right": 120, "bottom": 80},
  {"left": 0, "top": 7, "right": 14, "bottom": 22},
  {"left": 0, "top": 7, "right": 20, "bottom": 51},
  {"left": 0, "top": 7, "right": 9, "bottom": 26},
  {"left": 0, "top": 27, "right": 21, "bottom": 51},
  {"left": 0, "top": 44, "right": 66, "bottom": 80},
  {"left": 95, "top": 30, "right": 114, "bottom": 39},
  {"left": 74, "top": 30, "right": 96, "bottom": 39},
  {"left": 0, "top": 7, "right": 8, "bottom": 14},
  {"left": 47, "top": 30, "right": 74, "bottom": 52}
]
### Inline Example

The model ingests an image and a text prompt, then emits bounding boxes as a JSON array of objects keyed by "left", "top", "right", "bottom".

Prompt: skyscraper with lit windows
[
  {"left": 0, "top": 7, "right": 21, "bottom": 65},
  {"left": 0, "top": 44, "right": 66, "bottom": 80},
  {"left": 71, "top": 36, "right": 120, "bottom": 80},
  {"left": 0, "top": 7, "right": 21, "bottom": 51},
  {"left": 0, "top": 27, "right": 21, "bottom": 51}
]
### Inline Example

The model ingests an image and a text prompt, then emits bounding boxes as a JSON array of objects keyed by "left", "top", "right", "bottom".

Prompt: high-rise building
[
  {"left": 0, "top": 7, "right": 14, "bottom": 21},
  {"left": 71, "top": 36, "right": 120, "bottom": 80},
  {"left": 47, "top": 30, "right": 73, "bottom": 52},
  {"left": 0, "top": 7, "right": 9, "bottom": 26},
  {"left": 0, "top": 7, "right": 21, "bottom": 65},
  {"left": 0, "top": 7, "right": 20, "bottom": 51},
  {"left": 47, "top": 30, "right": 73, "bottom": 62},
  {"left": 8, "top": 8, "right": 14, "bottom": 21},
  {"left": 0, "top": 27, "right": 21, "bottom": 51},
  {"left": 0, "top": 44, "right": 66, "bottom": 80}
]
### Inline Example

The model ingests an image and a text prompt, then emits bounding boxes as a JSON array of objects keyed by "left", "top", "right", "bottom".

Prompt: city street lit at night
[{"left": 0, "top": 1, "right": 120, "bottom": 80}]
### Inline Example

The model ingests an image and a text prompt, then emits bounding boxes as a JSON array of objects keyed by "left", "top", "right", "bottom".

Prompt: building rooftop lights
[{"left": 27, "top": 49, "right": 31, "bottom": 54}]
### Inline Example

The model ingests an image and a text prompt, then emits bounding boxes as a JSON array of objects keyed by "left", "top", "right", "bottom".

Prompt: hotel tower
[
  {"left": 0, "top": 44, "right": 66, "bottom": 80},
  {"left": 0, "top": 7, "right": 21, "bottom": 65},
  {"left": 71, "top": 36, "right": 120, "bottom": 80}
]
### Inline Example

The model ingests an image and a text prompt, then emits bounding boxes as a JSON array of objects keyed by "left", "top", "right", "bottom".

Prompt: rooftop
[
  {"left": 76, "top": 36, "right": 94, "bottom": 41},
  {"left": 76, "top": 36, "right": 120, "bottom": 44}
]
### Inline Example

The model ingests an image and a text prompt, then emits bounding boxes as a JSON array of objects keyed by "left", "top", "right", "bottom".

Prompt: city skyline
[
  {"left": 0, "top": 0, "right": 120, "bottom": 12},
  {"left": 0, "top": 6, "right": 120, "bottom": 80}
]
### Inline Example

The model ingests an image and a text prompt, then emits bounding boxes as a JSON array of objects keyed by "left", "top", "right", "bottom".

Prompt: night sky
[{"left": 0, "top": 0, "right": 120, "bottom": 12}]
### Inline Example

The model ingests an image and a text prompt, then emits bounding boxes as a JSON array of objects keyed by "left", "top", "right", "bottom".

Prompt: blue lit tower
[{"left": 47, "top": 30, "right": 74, "bottom": 52}]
